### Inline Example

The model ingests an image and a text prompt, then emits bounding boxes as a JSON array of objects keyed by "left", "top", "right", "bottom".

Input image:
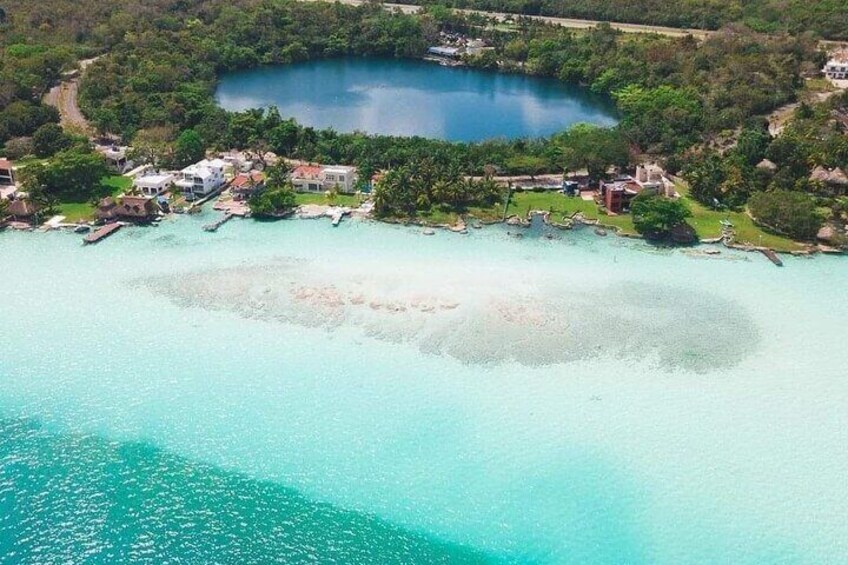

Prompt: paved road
[{"left": 304, "top": 0, "right": 712, "bottom": 38}]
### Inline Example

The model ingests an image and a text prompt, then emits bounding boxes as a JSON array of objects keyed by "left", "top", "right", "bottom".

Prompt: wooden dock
[
  {"left": 84, "top": 222, "right": 121, "bottom": 244},
  {"left": 760, "top": 248, "right": 784, "bottom": 266},
  {"left": 203, "top": 213, "right": 233, "bottom": 232}
]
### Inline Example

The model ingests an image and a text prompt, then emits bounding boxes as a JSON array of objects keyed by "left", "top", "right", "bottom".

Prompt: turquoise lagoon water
[
  {"left": 215, "top": 58, "right": 617, "bottom": 141},
  {"left": 1, "top": 214, "right": 847, "bottom": 563}
]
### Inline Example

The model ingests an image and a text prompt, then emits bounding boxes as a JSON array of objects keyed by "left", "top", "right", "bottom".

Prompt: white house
[
  {"left": 174, "top": 158, "right": 227, "bottom": 199},
  {"left": 824, "top": 55, "right": 848, "bottom": 80},
  {"left": 95, "top": 145, "right": 134, "bottom": 173},
  {"left": 290, "top": 164, "right": 358, "bottom": 193},
  {"left": 133, "top": 172, "right": 175, "bottom": 197}
]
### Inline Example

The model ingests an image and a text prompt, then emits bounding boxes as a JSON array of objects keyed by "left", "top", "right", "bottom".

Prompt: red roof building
[
  {"left": 231, "top": 171, "right": 266, "bottom": 201},
  {"left": 601, "top": 178, "right": 644, "bottom": 214}
]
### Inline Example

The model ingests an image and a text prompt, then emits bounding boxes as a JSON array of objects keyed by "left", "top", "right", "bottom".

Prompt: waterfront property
[
  {"left": 174, "top": 159, "right": 228, "bottom": 200},
  {"left": 601, "top": 177, "right": 644, "bottom": 214},
  {"left": 291, "top": 164, "right": 358, "bottom": 194},
  {"left": 231, "top": 171, "right": 266, "bottom": 201},
  {"left": 133, "top": 172, "right": 175, "bottom": 197},
  {"left": 96, "top": 195, "right": 160, "bottom": 222},
  {"left": 5, "top": 197, "right": 37, "bottom": 221},
  {"left": 600, "top": 164, "right": 676, "bottom": 213},
  {"left": 427, "top": 46, "right": 461, "bottom": 60}
]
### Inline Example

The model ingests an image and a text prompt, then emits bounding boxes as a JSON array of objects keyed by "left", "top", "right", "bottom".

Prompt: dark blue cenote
[{"left": 215, "top": 57, "right": 618, "bottom": 141}]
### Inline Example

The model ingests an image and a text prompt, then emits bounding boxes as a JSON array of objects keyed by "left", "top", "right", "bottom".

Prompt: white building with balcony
[
  {"left": 290, "top": 164, "right": 358, "bottom": 193},
  {"left": 824, "top": 56, "right": 848, "bottom": 80},
  {"left": 174, "top": 159, "right": 227, "bottom": 199}
]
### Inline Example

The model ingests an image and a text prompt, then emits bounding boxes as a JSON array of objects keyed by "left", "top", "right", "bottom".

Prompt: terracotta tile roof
[
  {"left": 0, "top": 159, "right": 12, "bottom": 170},
  {"left": 231, "top": 171, "right": 265, "bottom": 189},
  {"left": 291, "top": 165, "right": 323, "bottom": 180}
]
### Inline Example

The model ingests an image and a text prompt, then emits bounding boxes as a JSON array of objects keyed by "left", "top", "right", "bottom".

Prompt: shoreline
[{"left": 2, "top": 200, "right": 841, "bottom": 261}]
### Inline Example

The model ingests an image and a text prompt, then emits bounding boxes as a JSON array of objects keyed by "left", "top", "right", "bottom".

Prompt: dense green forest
[
  {"left": 396, "top": 0, "right": 848, "bottom": 40},
  {"left": 0, "top": 0, "right": 844, "bottom": 238}
]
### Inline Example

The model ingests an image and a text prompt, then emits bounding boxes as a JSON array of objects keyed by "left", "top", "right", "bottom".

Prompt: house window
[
  {"left": 338, "top": 175, "right": 345, "bottom": 182},
  {"left": 326, "top": 174, "right": 335, "bottom": 181}
]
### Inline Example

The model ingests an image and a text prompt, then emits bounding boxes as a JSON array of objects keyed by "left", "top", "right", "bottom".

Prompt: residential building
[
  {"left": 133, "top": 172, "right": 174, "bottom": 197},
  {"left": 0, "top": 158, "right": 14, "bottom": 186},
  {"left": 290, "top": 164, "right": 358, "bottom": 193},
  {"left": 174, "top": 158, "right": 227, "bottom": 199},
  {"left": 635, "top": 162, "right": 675, "bottom": 197},
  {"left": 427, "top": 46, "right": 461, "bottom": 59},
  {"left": 6, "top": 197, "right": 38, "bottom": 220},
  {"left": 230, "top": 171, "right": 265, "bottom": 201},
  {"left": 96, "top": 145, "right": 134, "bottom": 173},
  {"left": 824, "top": 55, "right": 848, "bottom": 80},
  {"left": 600, "top": 177, "right": 644, "bottom": 214},
  {"left": 97, "top": 195, "right": 160, "bottom": 222}
]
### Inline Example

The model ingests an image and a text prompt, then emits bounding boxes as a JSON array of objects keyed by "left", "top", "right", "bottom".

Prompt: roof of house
[
  {"left": 809, "top": 165, "right": 832, "bottom": 182},
  {"left": 291, "top": 165, "right": 324, "bottom": 180},
  {"left": 7, "top": 198, "right": 37, "bottom": 217},
  {"left": 0, "top": 158, "right": 12, "bottom": 170},
  {"left": 323, "top": 165, "right": 356, "bottom": 174},
  {"left": 428, "top": 46, "right": 461, "bottom": 56},
  {"left": 809, "top": 165, "right": 848, "bottom": 184},
  {"left": 828, "top": 167, "right": 848, "bottom": 185},
  {"left": 181, "top": 165, "right": 215, "bottom": 179},
  {"left": 605, "top": 178, "right": 643, "bottom": 194},
  {"left": 231, "top": 171, "right": 265, "bottom": 189},
  {"left": 114, "top": 195, "right": 158, "bottom": 218},
  {"left": 198, "top": 158, "right": 227, "bottom": 169},
  {"left": 134, "top": 173, "right": 174, "bottom": 186}
]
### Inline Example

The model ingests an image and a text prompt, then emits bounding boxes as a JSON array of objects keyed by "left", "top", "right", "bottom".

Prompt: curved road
[
  {"left": 43, "top": 57, "right": 99, "bottom": 135},
  {"left": 305, "top": 0, "right": 712, "bottom": 38}
]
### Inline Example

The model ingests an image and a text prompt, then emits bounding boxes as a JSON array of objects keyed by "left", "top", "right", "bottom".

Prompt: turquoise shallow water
[{"left": 1, "top": 214, "right": 847, "bottom": 563}]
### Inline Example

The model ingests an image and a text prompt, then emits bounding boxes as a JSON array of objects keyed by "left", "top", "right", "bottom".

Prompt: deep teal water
[
  {"left": 215, "top": 58, "right": 617, "bottom": 141},
  {"left": 0, "top": 418, "right": 489, "bottom": 564}
]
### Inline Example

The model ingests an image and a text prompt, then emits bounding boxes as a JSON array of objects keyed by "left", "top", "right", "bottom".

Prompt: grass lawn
[
  {"left": 103, "top": 175, "right": 132, "bottom": 196},
  {"left": 294, "top": 192, "right": 361, "bottom": 207},
  {"left": 56, "top": 201, "right": 95, "bottom": 223},
  {"left": 505, "top": 190, "right": 637, "bottom": 233},
  {"left": 53, "top": 175, "right": 133, "bottom": 223},
  {"left": 675, "top": 183, "right": 805, "bottom": 252}
]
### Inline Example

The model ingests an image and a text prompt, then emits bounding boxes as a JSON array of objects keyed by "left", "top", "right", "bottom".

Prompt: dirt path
[
  {"left": 767, "top": 85, "right": 846, "bottom": 136},
  {"left": 43, "top": 57, "right": 99, "bottom": 136}
]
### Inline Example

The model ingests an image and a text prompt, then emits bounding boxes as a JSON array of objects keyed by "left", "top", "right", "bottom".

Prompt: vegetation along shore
[{"left": 1, "top": 0, "right": 847, "bottom": 256}]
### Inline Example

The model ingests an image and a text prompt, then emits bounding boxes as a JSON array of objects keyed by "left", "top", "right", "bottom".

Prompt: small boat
[
  {"left": 594, "top": 227, "right": 608, "bottom": 236},
  {"left": 422, "top": 228, "right": 436, "bottom": 236},
  {"left": 73, "top": 225, "right": 90, "bottom": 234}
]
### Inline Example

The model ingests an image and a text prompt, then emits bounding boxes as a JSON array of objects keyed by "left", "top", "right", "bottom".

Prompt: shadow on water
[{"left": 0, "top": 418, "right": 494, "bottom": 564}]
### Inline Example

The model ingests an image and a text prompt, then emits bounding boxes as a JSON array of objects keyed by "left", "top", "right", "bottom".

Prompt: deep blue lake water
[{"left": 215, "top": 57, "right": 617, "bottom": 141}]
